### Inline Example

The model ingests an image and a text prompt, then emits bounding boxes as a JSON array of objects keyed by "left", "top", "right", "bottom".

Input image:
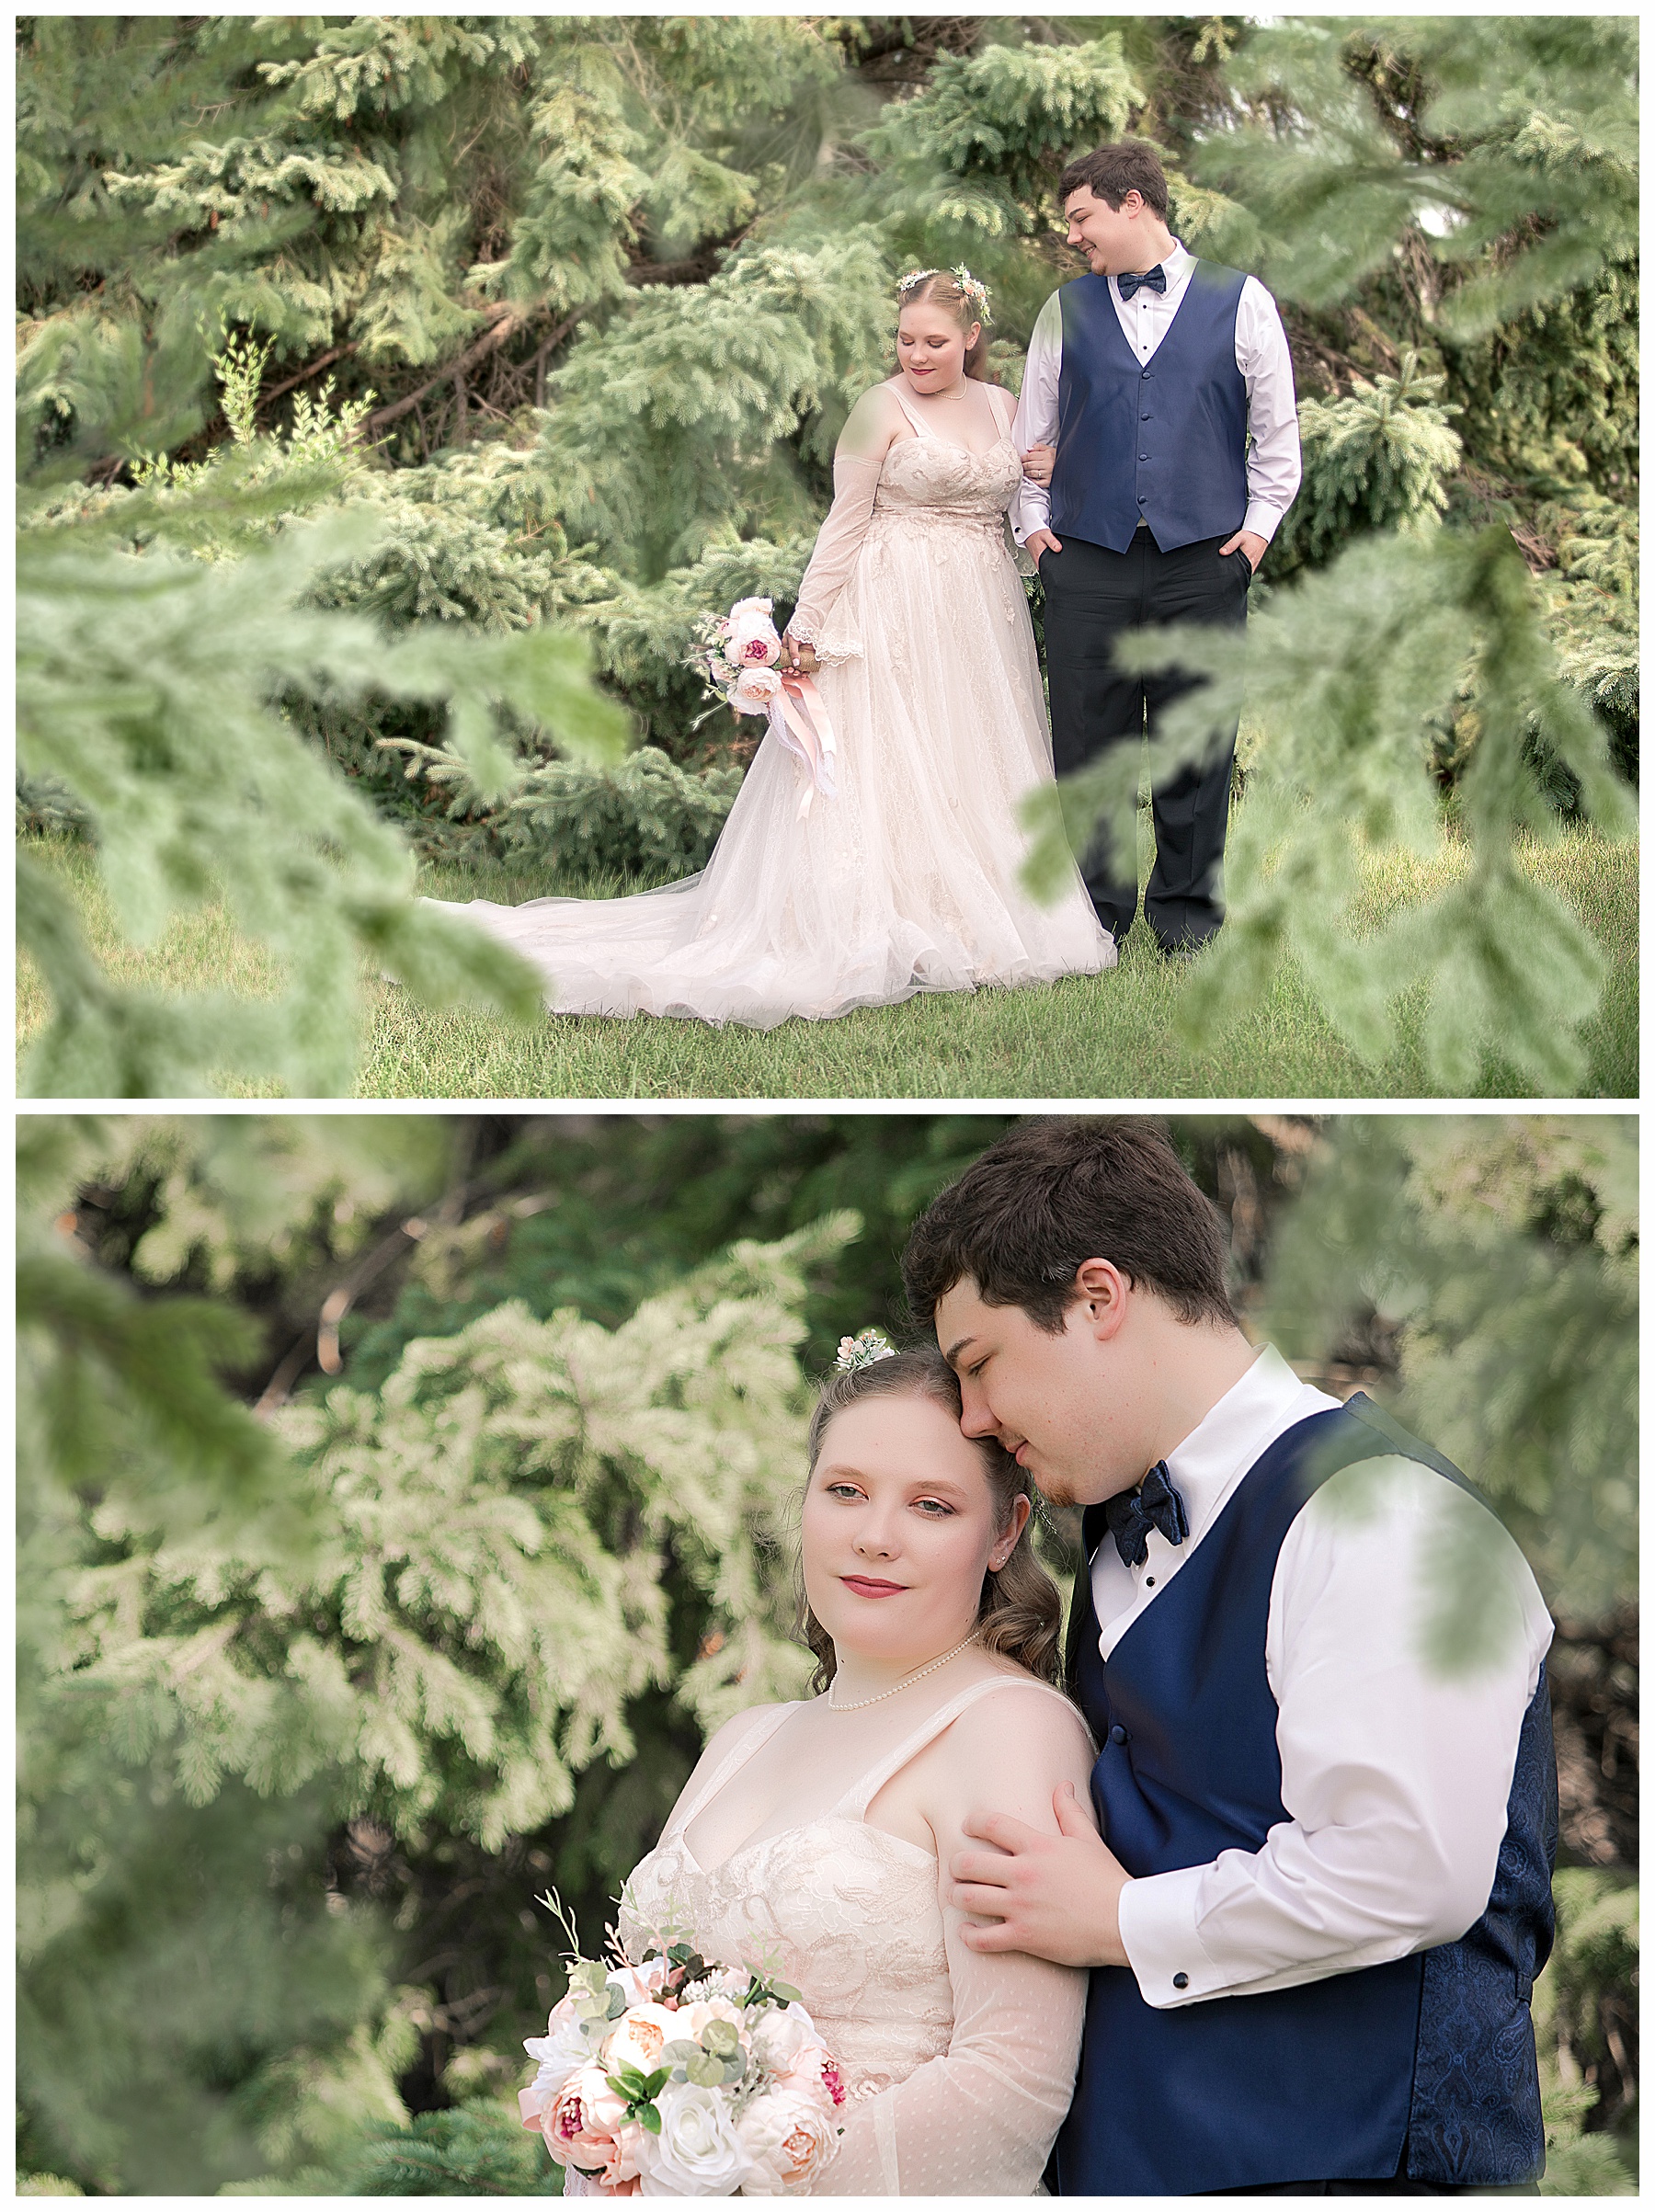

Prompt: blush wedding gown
[
  {"left": 436, "top": 379, "right": 1114, "bottom": 1027},
  {"left": 615, "top": 1676, "right": 1089, "bottom": 2195}
]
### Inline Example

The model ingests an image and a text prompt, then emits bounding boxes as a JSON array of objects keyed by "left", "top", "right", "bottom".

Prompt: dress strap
[
  {"left": 887, "top": 379, "right": 931, "bottom": 439},
  {"left": 830, "top": 1674, "right": 1081, "bottom": 1820},
  {"left": 983, "top": 382, "right": 1013, "bottom": 440},
  {"left": 665, "top": 1703, "right": 797, "bottom": 1842}
]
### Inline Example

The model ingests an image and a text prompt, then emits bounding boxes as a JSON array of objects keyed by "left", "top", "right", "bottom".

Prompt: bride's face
[
  {"left": 802, "top": 1391, "right": 1022, "bottom": 1666},
  {"left": 896, "top": 302, "right": 978, "bottom": 393}
]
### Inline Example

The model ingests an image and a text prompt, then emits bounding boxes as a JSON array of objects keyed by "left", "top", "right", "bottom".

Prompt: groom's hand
[
  {"left": 1023, "top": 528, "right": 1063, "bottom": 561},
  {"left": 1220, "top": 528, "right": 1268, "bottom": 575},
  {"left": 948, "top": 1782, "right": 1132, "bottom": 1968}
]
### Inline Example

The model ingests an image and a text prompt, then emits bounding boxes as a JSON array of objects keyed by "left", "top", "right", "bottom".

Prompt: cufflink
[{"left": 1172, "top": 1973, "right": 1190, "bottom": 1990}]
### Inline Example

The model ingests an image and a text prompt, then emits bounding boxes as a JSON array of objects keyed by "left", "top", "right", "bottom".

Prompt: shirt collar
[
  {"left": 1113, "top": 240, "right": 1192, "bottom": 296},
  {"left": 1160, "top": 1344, "right": 1316, "bottom": 1534}
]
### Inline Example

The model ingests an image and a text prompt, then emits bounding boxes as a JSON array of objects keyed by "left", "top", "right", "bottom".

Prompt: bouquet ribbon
[{"left": 769, "top": 672, "right": 838, "bottom": 817}]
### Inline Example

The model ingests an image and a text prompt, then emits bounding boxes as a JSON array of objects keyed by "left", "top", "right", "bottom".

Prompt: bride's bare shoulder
[
  {"left": 952, "top": 1668, "right": 1095, "bottom": 1765},
  {"left": 839, "top": 380, "right": 907, "bottom": 454},
  {"left": 680, "top": 1700, "right": 791, "bottom": 1787}
]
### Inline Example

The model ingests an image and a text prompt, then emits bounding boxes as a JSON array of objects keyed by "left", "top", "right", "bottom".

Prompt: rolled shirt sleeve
[{"left": 1117, "top": 1455, "right": 1554, "bottom": 2010}]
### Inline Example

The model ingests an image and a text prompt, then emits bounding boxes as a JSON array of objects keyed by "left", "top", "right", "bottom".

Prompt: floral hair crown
[
  {"left": 835, "top": 1327, "right": 897, "bottom": 1374},
  {"left": 895, "top": 263, "right": 993, "bottom": 327}
]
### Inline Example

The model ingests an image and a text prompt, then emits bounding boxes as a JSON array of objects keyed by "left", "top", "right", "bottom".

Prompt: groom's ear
[{"left": 1071, "top": 1258, "right": 1130, "bottom": 1342}]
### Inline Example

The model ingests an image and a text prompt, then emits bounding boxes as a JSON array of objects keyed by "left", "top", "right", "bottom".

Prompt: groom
[
  {"left": 902, "top": 1118, "right": 1558, "bottom": 2195},
  {"left": 1014, "top": 142, "right": 1302, "bottom": 956}
]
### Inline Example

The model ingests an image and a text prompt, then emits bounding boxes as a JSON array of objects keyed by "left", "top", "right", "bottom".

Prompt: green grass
[{"left": 17, "top": 828, "right": 1638, "bottom": 1100}]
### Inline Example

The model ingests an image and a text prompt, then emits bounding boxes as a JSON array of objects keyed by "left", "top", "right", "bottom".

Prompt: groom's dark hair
[
  {"left": 902, "top": 1117, "right": 1235, "bottom": 1334},
  {"left": 1058, "top": 140, "right": 1170, "bottom": 220}
]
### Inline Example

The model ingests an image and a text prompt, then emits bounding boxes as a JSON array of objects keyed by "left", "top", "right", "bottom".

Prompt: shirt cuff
[
  {"left": 1115, "top": 1865, "right": 1224, "bottom": 2008},
  {"left": 1242, "top": 499, "right": 1286, "bottom": 544},
  {"left": 1010, "top": 486, "right": 1051, "bottom": 547}
]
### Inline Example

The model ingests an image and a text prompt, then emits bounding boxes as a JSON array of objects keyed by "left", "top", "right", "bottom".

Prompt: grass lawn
[{"left": 17, "top": 827, "right": 1637, "bottom": 1100}]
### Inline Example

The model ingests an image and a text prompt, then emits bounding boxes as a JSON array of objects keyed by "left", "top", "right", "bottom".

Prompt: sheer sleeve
[
  {"left": 815, "top": 1898, "right": 1086, "bottom": 2195},
  {"left": 811, "top": 1684, "right": 1093, "bottom": 2196},
  {"left": 788, "top": 390, "right": 896, "bottom": 664}
]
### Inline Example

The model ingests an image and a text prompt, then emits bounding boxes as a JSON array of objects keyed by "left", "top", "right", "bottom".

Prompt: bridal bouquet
[
  {"left": 691, "top": 596, "right": 838, "bottom": 816},
  {"left": 519, "top": 1927, "right": 846, "bottom": 2196}
]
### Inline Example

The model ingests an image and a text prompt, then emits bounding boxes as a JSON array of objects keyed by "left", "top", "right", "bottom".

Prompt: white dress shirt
[
  {"left": 1101, "top": 1346, "right": 1554, "bottom": 2012},
  {"left": 1010, "top": 242, "right": 1302, "bottom": 547}
]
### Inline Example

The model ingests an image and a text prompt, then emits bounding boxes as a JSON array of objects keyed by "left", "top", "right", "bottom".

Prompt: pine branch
[
  {"left": 258, "top": 343, "right": 358, "bottom": 409},
  {"left": 360, "top": 309, "right": 576, "bottom": 437}
]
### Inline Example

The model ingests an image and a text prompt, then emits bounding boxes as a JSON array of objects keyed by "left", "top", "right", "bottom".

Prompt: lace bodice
[
  {"left": 869, "top": 416, "right": 1024, "bottom": 521},
  {"left": 617, "top": 1678, "right": 1090, "bottom": 2195},
  {"left": 790, "top": 381, "right": 1024, "bottom": 654}
]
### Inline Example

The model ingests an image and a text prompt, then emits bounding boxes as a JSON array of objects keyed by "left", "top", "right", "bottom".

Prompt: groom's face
[
  {"left": 1063, "top": 185, "right": 1145, "bottom": 277},
  {"left": 935, "top": 1272, "right": 1141, "bottom": 1510}
]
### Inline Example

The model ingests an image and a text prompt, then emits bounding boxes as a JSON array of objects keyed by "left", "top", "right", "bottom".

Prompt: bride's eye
[
  {"left": 825, "top": 1482, "right": 863, "bottom": 1501},
  {"left": 914, "top": 1497, "right": 954, "bottom": 1517}
]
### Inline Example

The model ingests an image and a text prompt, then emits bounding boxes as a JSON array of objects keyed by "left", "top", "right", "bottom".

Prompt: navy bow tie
[
  {"left": 1102, "top": 1461, "right": 1189, "bottom": 1568},
  {"left": 1116, "top": 263, "right": 1168, "bottom": 301}
]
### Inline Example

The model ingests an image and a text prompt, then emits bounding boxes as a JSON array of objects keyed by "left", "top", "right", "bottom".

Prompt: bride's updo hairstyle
[
  {"left": 799, "top": 1346, "right": 1062, "bottom": 1692},
  {"left": 896, "top": 269, "right": 993, "bottom": 382}
]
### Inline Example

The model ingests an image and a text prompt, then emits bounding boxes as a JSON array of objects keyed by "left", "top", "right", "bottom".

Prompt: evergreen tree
[
  {"left": 1254, "top": 1113, "right": 1638, "bottom": 2188},
  {"left": 22, "top": 1112, "right": 1637, "bottom": 2194},
  {"left": 17, "top": 17, "right": 1636, "bottom": 1094}
]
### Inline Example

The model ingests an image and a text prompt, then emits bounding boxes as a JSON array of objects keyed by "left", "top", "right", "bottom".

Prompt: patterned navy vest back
[
  {"left": 1050, "top": 261, "right": 1250, "bottom": 554},
  {"left": 1051, "top": 1395, "right": 1557, "bottom": 2195}
]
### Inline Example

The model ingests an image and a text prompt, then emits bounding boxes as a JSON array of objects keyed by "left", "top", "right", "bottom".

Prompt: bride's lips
[{"left": 841, "top": 1575, "right": 908, "bottom": 1598}]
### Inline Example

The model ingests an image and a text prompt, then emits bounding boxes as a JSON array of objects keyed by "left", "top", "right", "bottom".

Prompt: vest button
[
  {"left": 1109, "top": 1724, "right": 1128, "bottom": 1745},
  {"left": 1172, "top": 1973, "right": 1190, "bottom": 1990}
]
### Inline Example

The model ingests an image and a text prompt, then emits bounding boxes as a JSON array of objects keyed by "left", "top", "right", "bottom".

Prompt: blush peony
[
  {"left": 600, "top": 2001, "right": 682, "bottom": 2076},
  {"left": 778, "top": 2044, "right": 845, "bottom": 2110},
  {"left": 543, "top": 2067, "right": 629, "bottom": 2175},
  {"left": 723, "top": 597, "right": 782, "bottom": 672},
  {"left": 736, "top": 2089, "right": 838, "bottom": 2195},
  {"left": 730, "top": 665, "right": 784, "bottom": 716}
]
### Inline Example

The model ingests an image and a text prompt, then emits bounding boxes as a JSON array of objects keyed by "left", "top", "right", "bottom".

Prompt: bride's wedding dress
[
  {"left": 616, "top": 1677, "right": 1088, "bottom": 2195},
  {"left": 437, "top": 380, "right": 1113, "bottom": 1027}
]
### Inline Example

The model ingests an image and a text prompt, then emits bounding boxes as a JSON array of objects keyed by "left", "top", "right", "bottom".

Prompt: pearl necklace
[{"left": 827, "top": 1633, "right": 978, "bottom": 1713}]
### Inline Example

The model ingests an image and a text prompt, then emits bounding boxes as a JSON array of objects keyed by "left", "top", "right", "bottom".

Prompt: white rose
[
  {"left": 747, "top": 2005, "right": 814, "bottom": 2078},
  {"left": 636, "top": 2081, "right": 748, "bottom": 2196},
  {"left": 736, "top": 2089, "right": 838, "bottom": 2195},
  {"left": 519, "top": 2006, "right": 598, "bottom": 2117},
  {"left": 610, "top": 1958, "right": 670, "bottom": 2008}
]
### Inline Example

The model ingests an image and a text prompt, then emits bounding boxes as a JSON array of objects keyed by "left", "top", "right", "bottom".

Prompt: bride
[
  {"left": 435, "top": 268, "right": 1114, "bottom": 1028},
  {"left": 606, "top": 1340, "right": 1096, "bottom": 2194}
]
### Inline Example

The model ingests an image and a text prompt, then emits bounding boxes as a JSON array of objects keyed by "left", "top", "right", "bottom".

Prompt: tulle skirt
[{"left": 435, "top": 510, "right": 1113, "bottom": 1028}]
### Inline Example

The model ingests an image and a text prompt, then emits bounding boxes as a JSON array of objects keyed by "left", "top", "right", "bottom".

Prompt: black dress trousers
[{"left": 1040, "top": 525, "right": 1251, "bottom": 952}]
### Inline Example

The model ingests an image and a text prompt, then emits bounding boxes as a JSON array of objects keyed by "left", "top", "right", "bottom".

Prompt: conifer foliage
[
  {"left": 17, "top": 17, "right": 1638, "bottom": 1092},
  {"left": 19, "top": 1113, "right": 1638, "bottom": 2192}
]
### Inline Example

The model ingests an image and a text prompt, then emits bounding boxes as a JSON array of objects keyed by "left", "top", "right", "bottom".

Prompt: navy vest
[
  {"left": 1050, "top": 260, "right": 1250, "bottom": 554},
  {"left": 1052, "top": 1395, "right": 1557, "bottom": 2195}
]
